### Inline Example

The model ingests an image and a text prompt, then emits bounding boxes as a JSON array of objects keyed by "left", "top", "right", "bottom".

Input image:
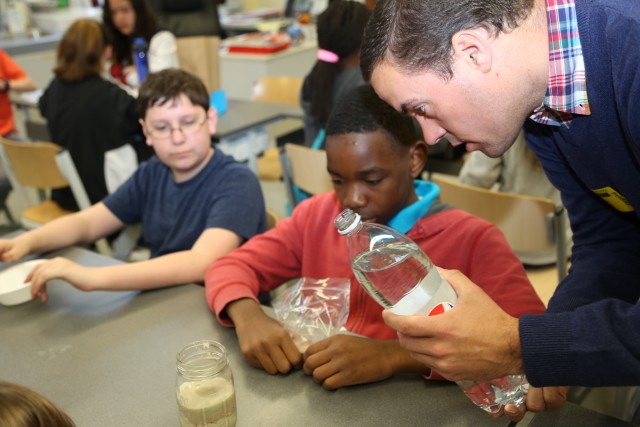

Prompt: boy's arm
[
  {"left": 303, "top": 335, "right": 430, "bottom": 390},
  {"left": 28, "top": 227, "right": 242, "bottom": 302},
  {"left": 83, "top": 227, "right": 242, "bottom": 291},
  {"left": 0, "top": 203, "right": 124, "bottom": 262}
]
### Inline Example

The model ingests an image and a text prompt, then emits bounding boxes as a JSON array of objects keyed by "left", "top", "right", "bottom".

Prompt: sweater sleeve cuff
[{"left": 519, "top": 313, "right": 574, "bottom": 387}]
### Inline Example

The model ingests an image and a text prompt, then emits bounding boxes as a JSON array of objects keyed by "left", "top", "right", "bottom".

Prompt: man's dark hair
[
  {"left": 360, "top": 0, "right": 534, "bottom": 81},
  {"left": 137, "top": 69, "right": 209, "bottom": 118},
  {"left": 326, "top": 84, "right": 416, "bottom": 152}
]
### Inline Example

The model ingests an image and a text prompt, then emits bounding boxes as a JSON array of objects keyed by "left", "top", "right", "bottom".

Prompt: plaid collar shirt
[{"left": 529, "top": 0, "right": 591, "bottom": 128}]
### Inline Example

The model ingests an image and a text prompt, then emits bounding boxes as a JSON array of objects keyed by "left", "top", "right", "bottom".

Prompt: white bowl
[{"left": 0, "top": 259, "right": 46, "bottom": 306}]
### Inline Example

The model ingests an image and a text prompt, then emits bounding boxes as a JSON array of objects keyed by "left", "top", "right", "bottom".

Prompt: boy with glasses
[{"left": 0, "top": 69, "right": 266, "bottom": 301}]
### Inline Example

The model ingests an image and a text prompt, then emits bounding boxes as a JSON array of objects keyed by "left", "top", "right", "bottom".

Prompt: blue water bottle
[{"left": 132, "top": 37, "right": 149, "bottom": 85}]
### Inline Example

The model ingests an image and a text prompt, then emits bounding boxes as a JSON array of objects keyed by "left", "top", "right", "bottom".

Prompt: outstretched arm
[
  {"left": 0, "top": 203, "right": 123, "bottom": 262},
  {"left": 28, "top": 225, "right": 242, "bottom": 301}
]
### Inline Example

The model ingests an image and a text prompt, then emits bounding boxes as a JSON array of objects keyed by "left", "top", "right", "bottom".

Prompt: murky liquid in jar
[{"left": 177, "top": 377, "right": 237, "bottom": 427}]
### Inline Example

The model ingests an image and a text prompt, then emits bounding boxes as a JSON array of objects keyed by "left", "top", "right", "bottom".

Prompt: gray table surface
[
  {"left": 216, "top": 98, "right": 303, "bottom": 140},
  {"left": 0, "top": 247, "right": 633, "bottom": 426}
]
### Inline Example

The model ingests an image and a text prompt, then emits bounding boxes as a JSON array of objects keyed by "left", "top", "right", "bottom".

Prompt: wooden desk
[{"left": 0, "top": 247, "right": 632, "bottom": 426}]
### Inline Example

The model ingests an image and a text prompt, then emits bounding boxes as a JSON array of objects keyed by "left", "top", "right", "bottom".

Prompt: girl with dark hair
[
  {"left": 300, "top": 0, "right": 371, "bottom": 147},
  {"left": 103, "top": 0, "right": 179, "bottom": 87}
]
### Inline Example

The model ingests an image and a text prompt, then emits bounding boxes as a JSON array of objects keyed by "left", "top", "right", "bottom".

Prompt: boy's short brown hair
[{"left": 137, "top": 69, "right": 209, "bottom": 119}]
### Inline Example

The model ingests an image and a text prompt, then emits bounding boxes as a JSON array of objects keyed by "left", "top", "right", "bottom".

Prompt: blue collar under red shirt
[
  {"left": 529, "top": 0, "right": 591, "bottom": 128},
  {"left": 387, "top": 180, "right": 439, "bottom": 234}
]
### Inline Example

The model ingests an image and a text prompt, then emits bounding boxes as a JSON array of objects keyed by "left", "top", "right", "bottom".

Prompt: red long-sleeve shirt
[{"left": 206, "top": 192, "right": 545, "bottom": 342}]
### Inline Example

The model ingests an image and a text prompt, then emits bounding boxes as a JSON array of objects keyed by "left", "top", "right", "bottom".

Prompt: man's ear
[
  {"left": 451, "top": 27, "right": 493, "bottom": 73},
  {"left": 408, "top": 141, "right": 428, "bottom": 179}
]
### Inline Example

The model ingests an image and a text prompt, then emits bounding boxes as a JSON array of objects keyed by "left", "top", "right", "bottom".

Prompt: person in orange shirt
[{"left": 0, "top": 49, "right": 36, "bottom": 139}]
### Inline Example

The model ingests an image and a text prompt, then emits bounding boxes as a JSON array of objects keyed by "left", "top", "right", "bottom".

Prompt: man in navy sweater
[{"left": 360, "top": 0, "right": 640, "bottom": 421}]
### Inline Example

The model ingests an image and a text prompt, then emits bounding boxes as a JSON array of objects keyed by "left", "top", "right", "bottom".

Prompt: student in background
[
  {"left": 0, "top": 381, "right": 75, "bottom": 427},
  {"left": 300, "top": 0, "right": 370, "bottom": 147},
  {"left": 39, "top": 19, "right": 148, "bottom": 211},
  {"left": 459, "top": 130, "right": 572, "bottom": 265},
  {"left": 206, "top": 85, "right": 544, "bottom": 390},
  {"left": 0, "top": 48, "right": 36, "bottom": 140},
  {"left": 103, "top": 0, "right": 179, "bottom": 87},
  {"left": 1, "top": 69, "right": 266, "bottom": 301}
]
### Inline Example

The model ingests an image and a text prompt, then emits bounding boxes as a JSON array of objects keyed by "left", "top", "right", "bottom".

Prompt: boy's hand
[
  {"left": 303, "top": 335, "right": 397, "bottom": 390},
  {"left": 27, "top": 257, "right": 98, "bottom": 303},
  {"left": 0, "top": 239, "right": 30, "bottom": 262},
  {"left": 228, "top": 299, "right": 302, "bottom": 374}
]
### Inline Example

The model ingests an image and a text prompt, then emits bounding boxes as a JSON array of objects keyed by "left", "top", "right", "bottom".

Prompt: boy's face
[
  {"left": 326, "top": 130, "right": 422, "bottom": 225},
  {"left": 140, "top": 94, "right": 217, "bottom": 183}
]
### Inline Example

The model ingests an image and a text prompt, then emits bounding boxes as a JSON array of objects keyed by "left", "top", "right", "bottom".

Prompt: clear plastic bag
[{"left": 271, "top": 277, "right": 350, "bottom": 352}]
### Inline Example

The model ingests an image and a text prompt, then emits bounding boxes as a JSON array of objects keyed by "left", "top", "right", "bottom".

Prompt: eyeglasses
[{"left": 146, "top": 117, "right": 207, "bottom": 140}]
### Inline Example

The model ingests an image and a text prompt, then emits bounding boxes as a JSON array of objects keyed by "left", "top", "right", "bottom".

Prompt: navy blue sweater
[{"left": 521, "top": 0, "right": 640, "bottom": 387}]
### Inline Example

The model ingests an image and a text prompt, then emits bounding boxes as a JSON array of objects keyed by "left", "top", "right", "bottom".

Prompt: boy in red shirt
[{"left": 205, "top": 85, "right": 545, "bottom": 389}]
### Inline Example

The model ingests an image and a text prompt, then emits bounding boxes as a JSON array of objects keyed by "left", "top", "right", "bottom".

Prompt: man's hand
[
  {"left": 501, "top": 386, "right": 569, "bottom": 422},
  {"left": 382, "top": 268, "right": 522, "bottom": 381}
]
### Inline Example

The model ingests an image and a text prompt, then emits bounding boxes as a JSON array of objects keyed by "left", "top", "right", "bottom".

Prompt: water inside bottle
[{"left": 351, "top": 241, "right": 456, "bottom": 315}]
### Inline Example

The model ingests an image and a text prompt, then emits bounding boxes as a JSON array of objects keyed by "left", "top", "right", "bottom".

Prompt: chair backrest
[
  {"left": 176, "top": 36, "right": 221, "bottom": 92},
  {"left": 0, "top": 140, "right": 69, "bottom": 190},
  {"left": 431, "top": 175, "right": 568, "bottom": 281},
  {"left": 280, "top": 143, "right": 333, "bottom": 214},
  {"left": 283, "top": 143, "right": 333, "bottom": 198},
  {"left": 0, "top": 138, "right": 112, "bottom": 256},
  {"left": 252, "top": 76, "right": 304, "bottom": 106}
]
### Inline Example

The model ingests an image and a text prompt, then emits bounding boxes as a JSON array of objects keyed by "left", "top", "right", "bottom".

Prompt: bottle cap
[{"left": 334, "top": 209, "right": 361, "bottom": 235}]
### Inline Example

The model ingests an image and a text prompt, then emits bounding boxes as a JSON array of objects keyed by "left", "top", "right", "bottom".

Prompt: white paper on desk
[{"left": 271, "top": 277, "right": 350, "bottom": 352}]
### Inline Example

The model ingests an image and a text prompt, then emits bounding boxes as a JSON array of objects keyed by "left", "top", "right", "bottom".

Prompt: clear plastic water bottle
[
  {"left": 132, "top": 37, "right": 149, "bottom": 85},
  {"left": 334, "top": 208, "right": 528, "bottom": 414}
]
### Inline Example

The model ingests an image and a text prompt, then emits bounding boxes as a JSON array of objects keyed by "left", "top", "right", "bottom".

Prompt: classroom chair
[
  {"left": 252, "top": 76, "right": 305, "bottom": 181},
  {"left": 431, "top": 174, "right": 568, "bottom": 282},
  {"left": 0, "top": 138, "right": 112, "bottom": 257},
  {"left": 280, "top": 143, "right": 333, "bottom": 215}
]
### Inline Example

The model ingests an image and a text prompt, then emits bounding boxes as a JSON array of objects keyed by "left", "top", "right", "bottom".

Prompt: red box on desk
[{"left": 225, "top": 33, "right": 292, "bottom": 54}]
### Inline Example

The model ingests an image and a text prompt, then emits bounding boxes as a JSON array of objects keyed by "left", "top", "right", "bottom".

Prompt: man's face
[
  {"left": 326, "top": 130, "right": 419, "bottom": 226},
  {"left": 141, "top": 94, "right": 217, "bottom": 183},
  {"left": 370, "top": 60, "right": 526, "bottom": 158}
]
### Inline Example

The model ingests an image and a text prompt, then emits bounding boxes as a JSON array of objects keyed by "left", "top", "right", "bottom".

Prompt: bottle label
[{"left": 428, "top": 302, "right": 454, "bottom": 316}]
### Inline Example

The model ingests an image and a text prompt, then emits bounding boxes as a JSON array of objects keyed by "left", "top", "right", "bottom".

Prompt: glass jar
[{"left": 176, "top": 340, "right": 237, "bottom": 427}]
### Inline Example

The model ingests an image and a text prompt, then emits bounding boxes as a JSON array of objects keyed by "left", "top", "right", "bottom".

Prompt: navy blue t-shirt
[{"left": 103, "top": 148, "right": 266, "bottom": 258}]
